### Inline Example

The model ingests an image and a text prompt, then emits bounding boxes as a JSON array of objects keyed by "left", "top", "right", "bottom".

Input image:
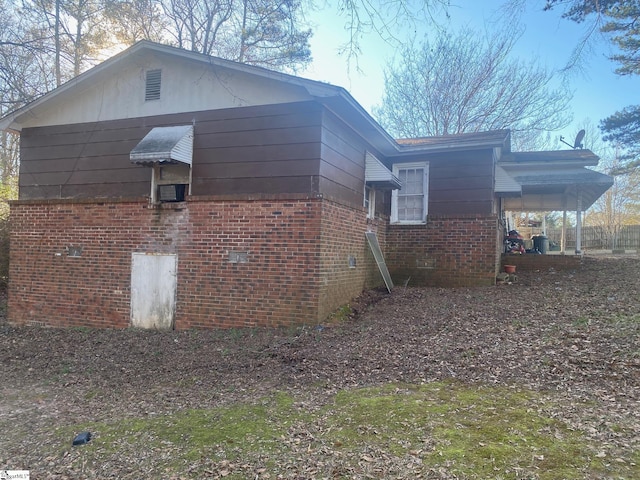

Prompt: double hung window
[{"left": 391, "top": 162, "right": 428, "bottom": 224}]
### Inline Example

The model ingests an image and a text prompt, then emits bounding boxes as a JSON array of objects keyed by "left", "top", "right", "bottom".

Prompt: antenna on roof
[{"left": 559, "top": 129, "right": 586, "bottom": 149}]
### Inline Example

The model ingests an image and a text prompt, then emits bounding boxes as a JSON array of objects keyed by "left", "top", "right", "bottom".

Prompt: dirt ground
[{"left": 1, "top": 255, "right": 639, "bottom": 478}]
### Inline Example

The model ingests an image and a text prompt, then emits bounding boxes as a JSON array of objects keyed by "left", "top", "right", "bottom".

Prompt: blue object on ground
[{"left": 72, "top": 431, "right": 92, "bottom": 446}]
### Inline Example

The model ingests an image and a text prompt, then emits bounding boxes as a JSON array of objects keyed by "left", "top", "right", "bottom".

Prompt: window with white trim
[
  {"left": 391, "top": 162, "right": 429, "bottom": 224},
  {"left": 364, "top": 185, "right": 376, "bottom": 219}
]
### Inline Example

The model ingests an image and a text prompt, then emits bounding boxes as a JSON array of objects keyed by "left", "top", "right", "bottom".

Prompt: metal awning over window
[
  {"left": 365, "top": 152, "right": 401, "bottom": 189},
  {"left": 130, "top": 125, "right": 193, "bottom": 166}
]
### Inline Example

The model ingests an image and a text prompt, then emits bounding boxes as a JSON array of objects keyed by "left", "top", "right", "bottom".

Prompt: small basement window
[{"left": 145, "top": 69, "right": 162, "bottom": 101}]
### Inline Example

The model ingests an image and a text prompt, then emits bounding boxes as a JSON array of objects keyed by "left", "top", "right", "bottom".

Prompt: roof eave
[
  {"left": 0, "top": 41, "right": 153, "bottom": 132},
  {"left": 0, "top": 40, "right": 511, "bottom": 162},
  {"left": 396, "top": 139, "right": 506, "bottom": 155},
  {"left": 500, "top": 150, "right": 601, "bottom": 168},
  {"left": 321, "top": 94, "right": 513, "bottom": 158},
  {"left": 0, "top": 40, "right": 347, "bottom": 133}
]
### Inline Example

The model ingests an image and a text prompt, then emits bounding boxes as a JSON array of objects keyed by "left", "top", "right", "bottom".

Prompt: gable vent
[{"left": 145, "top": 69, "right": 161, "bottom": 101}]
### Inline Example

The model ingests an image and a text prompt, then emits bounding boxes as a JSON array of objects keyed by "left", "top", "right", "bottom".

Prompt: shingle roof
[{"left": 396, "top": 130, "right": 511, "bottom": 153}]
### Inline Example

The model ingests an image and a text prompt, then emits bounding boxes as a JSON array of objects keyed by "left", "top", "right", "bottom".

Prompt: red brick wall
[
  {"left": 178, "top": 197, "right": 323, "bottom": 328},
  {"left": 364, "top": 216, "right": 389, "bottom": 290},
  {"left": 316, "top": 201, "right": 387, "bottom": 320},
  {"left": 501, "top": 253, "right": 582, "bottom": 272},
  {"left": 8, "top": 196, "right": 503, "bottom": 329},
  {"left": 10, "top": 200, "right": 140, "bottom": 328},
  {"left": 385, "top": 214, "right": 501, "bottom": 287},
  {"left": 8, "top": 196, "right": 380, "bottom": 329}
]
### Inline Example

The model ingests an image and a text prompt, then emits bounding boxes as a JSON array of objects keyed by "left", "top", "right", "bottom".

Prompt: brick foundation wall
[
  {"left": 501, "top": 253, "right": 582, "bottom": 272},
  {"left": 385, "top": 214, "right": 501, "bottom": 287},
  {"left": 8, "top": 196, "right": 381, "bottom": 329},
  {"left": 364, "top": 216, "right": 389, "bottom": 290},
  {"left": 316, "top": 202, "right": 386, "bottom": 321},
  {"left": 178, "top": 198, "right": 323, "bottom": 328},
  {"left": 10, "top": 200, "right": 141, "bottom": 328},
  {"left": 8, "top": 196, "right": 504, "bottom": 329},
  {"left": 8, "top": 198, "right": 310, "bottom": 328}
]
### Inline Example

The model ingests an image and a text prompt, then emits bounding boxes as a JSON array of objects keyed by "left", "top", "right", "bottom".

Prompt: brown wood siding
[
  {"left": 193, "top": 176, "right": 320, "bottom": 195},
  {"left": 192, "top": 102, "right": 322, "bottom": 196},
  {"left": 390, "top": 149, "right": 495, "bottom": 216},
  {"left": 19, "top": 101, "right": 325, "bottom": 200},
  {"left": 23, "top": 168, "right": 150, "bottom": 185},
  {"left": 195, "top": 126, "right": 320, "bottom": 149},
  {"left": 429, "top": 149, "right": 494, "bottom": 215},
  {"left": 319, "top": 109, "right": 372, "bottom": 208},
  {"left": 20, "top": 155, "right": 136, "bottom": 173}
]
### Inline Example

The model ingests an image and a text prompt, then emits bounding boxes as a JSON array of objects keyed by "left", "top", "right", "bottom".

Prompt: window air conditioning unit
[{"left": 158, "top": 184, "right": 187, "bottom": 202}]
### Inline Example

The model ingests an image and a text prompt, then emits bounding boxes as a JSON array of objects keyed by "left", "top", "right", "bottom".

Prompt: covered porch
[{"left": 496, "top": 149, "right": 613, "bottom": 268}]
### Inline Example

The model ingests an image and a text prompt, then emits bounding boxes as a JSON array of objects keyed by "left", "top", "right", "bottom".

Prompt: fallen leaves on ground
[{"left": 0, "top": 255, "right": 639, "bottom": 478}]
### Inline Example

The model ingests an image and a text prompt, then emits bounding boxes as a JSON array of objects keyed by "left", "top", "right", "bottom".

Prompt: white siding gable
[{"left": 18, "top": 52, "right": 314, "bottom": 129}]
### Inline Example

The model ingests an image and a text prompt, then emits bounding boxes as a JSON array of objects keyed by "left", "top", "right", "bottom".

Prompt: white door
[{"left": 130, "top": 253, "right": 177, "bottom": 329}]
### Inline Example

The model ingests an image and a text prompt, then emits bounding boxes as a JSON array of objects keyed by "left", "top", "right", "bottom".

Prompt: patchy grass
[
  {"left": 61, "top": 382, "right": 637, "bottom": 479},
  {"left": 327, "top": 304, "right": 353, "bottom": 323},
  {"left": 326, "top": 382, "right": 594, "bottom": 479}
]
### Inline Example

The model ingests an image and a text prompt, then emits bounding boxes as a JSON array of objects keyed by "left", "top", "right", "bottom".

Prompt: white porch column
[
  {"left": 575, "top": 193, "right": 583, "bottom": 254},
  {"left": 561, "top": 209, "right": 567, "bottom": 254}
]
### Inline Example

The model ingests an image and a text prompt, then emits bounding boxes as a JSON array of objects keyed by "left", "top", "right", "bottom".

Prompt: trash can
[{"left": 532, "top": 235, "right": 549, "bottom": 254}]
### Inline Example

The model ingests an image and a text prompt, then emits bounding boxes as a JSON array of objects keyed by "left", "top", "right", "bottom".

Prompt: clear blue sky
[{"left": 301, "top": 0, "right": 637, "bottom": 143}]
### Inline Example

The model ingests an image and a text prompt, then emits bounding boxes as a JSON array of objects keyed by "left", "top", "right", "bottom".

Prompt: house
[{"left": 0, "top": 41, "right": 613, "bottom": 329}]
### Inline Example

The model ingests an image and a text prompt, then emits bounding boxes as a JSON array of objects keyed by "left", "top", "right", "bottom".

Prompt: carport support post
[
  {"left": 150, "top": 164, "right": 159, "bottom": 204},
  {"left": 575, "top": 194, "right": 582, "bottom": 254},
  {"left": 561, "top": 209, "right": 567, "bottom": 254}
]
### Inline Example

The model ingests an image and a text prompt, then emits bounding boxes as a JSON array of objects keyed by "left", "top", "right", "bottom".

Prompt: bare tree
[
  {"left": 234, "top": 0, "right": 312, "bottom": 70},
  {"left": 158, "top": 0, "right": 312, "bottom": 70},
  {"left": 104, "top": 0, "right": 167, "bottom": 45},
  {"left": 373, "top": 26, "right": 573, "bottom": 149},
  {"left": 503, "top": 1, "right": 640, "bottom": 171},
  {"left": 160, "top": 0, "right": 234, "bottom": 55},
  {"left": 328, "top": 0, "right": 450, "bottom": 69},
  {"left": 582, "top": 120, "right": 640, "bottom": 247},
  {"left": 55, "top": 0, "right": 111, "bottom": 76},
  {"left": 19, "top": 0, "right": 113, "bottom": 81},
  {"left": 0, "top": 1, "right": 55, "bottom": 106},
  {"left": 584, "top": 156, "right": 640, "bottom": 248},
  {"left": 0, "top": 3, "right": 25, "bottom": 258}
]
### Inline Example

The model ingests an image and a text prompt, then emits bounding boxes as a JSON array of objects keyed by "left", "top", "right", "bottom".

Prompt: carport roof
[
  {"left": 503, "top": 149, "right": 599, "bottom": 166},
  {"left": 498, "top": 150, "right": 614, "bottom": 212}
]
